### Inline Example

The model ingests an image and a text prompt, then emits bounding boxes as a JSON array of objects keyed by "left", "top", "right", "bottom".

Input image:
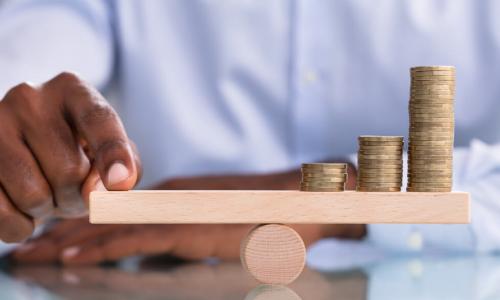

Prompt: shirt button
[
  {"left": 303, "top": 70, "right": 318, "bottom": 84},
  {"left": 407, "top": 231, "right": 423, "bottom": 251}
]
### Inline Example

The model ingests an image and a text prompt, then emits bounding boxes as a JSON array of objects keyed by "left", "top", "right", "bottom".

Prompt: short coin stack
[
  {"left": 300, "top": 163, "right": 347, "bottom": 192},
  {"left": 356, "top": 136, "right": 404, "bottom": 192},
  {"left": 408, "top": 66, "right": 455, "bottom": 192}
]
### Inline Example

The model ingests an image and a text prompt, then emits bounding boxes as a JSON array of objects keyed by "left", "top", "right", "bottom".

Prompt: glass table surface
[{"left": 1, "top": 240, "right": 499, "bottom": 300}]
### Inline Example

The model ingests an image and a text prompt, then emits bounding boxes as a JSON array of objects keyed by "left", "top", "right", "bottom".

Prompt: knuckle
[
  {"left": 53, "top": 71, "right": 81, "bottom": 85},
  {"left": 96, "top": 138, "right": 129, "bottom": 157},
  {"left": 4, "top": 82, "right": 38, "bottom": 104},
  {"left": 53, "top": 159, "right": 90, "bottom": 187},
  {"left": 79, "top": 102, "right": 117, "bottom": 126},
  {"left": 16, "top": 185, "right": 52, "bottom": 215}
]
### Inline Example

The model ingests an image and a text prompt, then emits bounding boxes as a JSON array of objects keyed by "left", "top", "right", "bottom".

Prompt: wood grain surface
[{"left": 89, "top": 190, "right": 470, "bottom": 224}]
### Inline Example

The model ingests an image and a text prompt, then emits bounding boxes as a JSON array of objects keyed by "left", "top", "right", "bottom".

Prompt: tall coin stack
[
  {"left": 356, "top": 136, "right": 404, "bottom": 192},
  {"left": 407, "top": 66, "right": 455, "bottom": 192},
  {"left": 300, "top": 163, "right": 347, "bottom": 192}
]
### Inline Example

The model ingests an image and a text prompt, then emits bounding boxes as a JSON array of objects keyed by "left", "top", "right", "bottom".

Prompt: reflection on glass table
[{"left": 1, "top": 248, "right": 500, "bottom": 299}]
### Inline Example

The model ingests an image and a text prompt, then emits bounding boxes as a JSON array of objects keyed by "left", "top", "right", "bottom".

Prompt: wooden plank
[{"left": 89, "top": 190, "right": 470, "bottom": 224}]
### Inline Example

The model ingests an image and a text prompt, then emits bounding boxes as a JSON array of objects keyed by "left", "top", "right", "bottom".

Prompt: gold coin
[
  {"left": 408, "top": 179, "right": 452, "bottom": 184},
  {"left": 358, "top": 149, "right": 403, "bottom": 155},
  {"left": 358, "top": 179, "right": 402, "bottom": 184},
  {"left": 358, "top": 136, "right": 404, "bottom": 142},
  {"left": 409, "top": 102, "right": 454, "bottom": 108},
  {"left": 410, "top": 82, "right": 455, "bottom": 88},
  {"left": 411, "top": 74, "right": 455, "bottom": 80},
  {"left": 359, "top": 170, "right": 403, "bottom": 176},
  {"left": 411, "top": 91, "right": 455, "bottom": 97},
  {"left": 408, "top": 139, "right": 454, "bottom": 145},
  {"left": 357, "top": 187, "right": 401, "bottom": 192},
  {"left": 408, "top": 169, "right": 452, "bottom": 174},
  {"left": 408, "top": 183, "right": 453, "bottom": 189},
  {"left": 410, "top": 118, "right": 455, "bottom": 123},
  {"left": 358, "top": 154, "right": 402, "bottom": 160},
  {"left": 358, "top": 145, "right": 403, "bottom": 150},
  {"left": 407, "top": 187, "right": 451, "bottom": 192},
  {"left": 357, "top": 182, "right": 402, "bottom": 187},
  {"left": 411, "top": 66, "right": 455, "bottom": 71},
  {"left": 302, "top": 172, "right": 347, "bottom": 178},
  {"left": 409, "top": 137, "right": 454, "bottom": 143},
  {"left": 409, "top": 151, "right": 453, "bottom": 157},
  {"left": 409, "top": 105, "right": 454, "bottom": 111},
  {"left": 410, "top": 112, "right": 453, "bottom": 118},
  {"left": 408, "top": 148, "right": 453, "bottom": 154},
  {"left": 358, "top": 141, "right": 404, "bottom": 146},
  {"left": 411, "top": 96, "right": 455, "bottom": 102},
  {"left": 409, "top": 156, "right": 453, "bottom": 162},
  {"left": 411, "top": 70, "right": 456, "bottom": 77},
  {"left": 358, "top": 171, "right": 403, "bottom": 177},
  {"left": 302, "top": 177, "right": 346, "bottom": 183},
  {"left": 411, "top": 86, "right": 454, "bottom": 92},
  {"left": 302, "top": 163, "right": 347, "bottom": 169},
  {"left": 408, "top": 167, "right": 452, "bottom": 172},
  {"left": 409, "top": 133, "right": 454, "bottom": 139},
  {"left": 409, "top": 126, "right": 454, "bottom": 132},
  {"left": 301, "top": 187, "right": 345, "bottom": 192},
  {"left": 358, "top": 170, "right": 402, "bottom": 176},
  {"left": 358, "top": 163, "right": 403, "bottom": 169},
  {"left": 358, "top": 162, "right": 403, "bottom": 168},
  {"left": 300, "top": 184, "right": 344, "bottom": 189}
]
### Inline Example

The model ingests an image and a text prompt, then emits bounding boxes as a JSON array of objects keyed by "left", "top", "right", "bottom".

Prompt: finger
[
  {"left": 11, "top": 219, "right": 86, "bottom": 263},
  {"left": 13, "top": 220, "right": 129, "bottom": 264},
  {"left": 46, "top": 73, "right": 139, "bottom": 191},
  {"left": 61, "top": 225, "right": 176, "bottom": 265},
  {"left": 0, "top": 185, "right": 34, "bottom": 243},
  {"left": 80, "top": 137, "right": 142, "bottom": 204},
  {"left": 0, "top": 124, "right": 54, "bottom": 219},
  {"left": 80, "top": 165, "right": 103, "bottom": 206},
  {"left": 15, "top": 97, "right": 90, "bottom": 217}
]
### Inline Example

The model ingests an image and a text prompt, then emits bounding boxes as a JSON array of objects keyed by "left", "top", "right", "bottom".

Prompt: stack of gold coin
[
  {"left": 300, "top": 163, "right": 347, "bottom": 192},
  {"left": 356, "top": 136, "right": 403, "bottom": 192},
  {"left": 407, "top": 66, "right": 455, "bottom": 192}
]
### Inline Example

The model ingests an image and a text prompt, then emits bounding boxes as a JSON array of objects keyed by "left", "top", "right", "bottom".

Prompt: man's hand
[
  {"left": 11, "top": 171, "right": 365, "bottom": 265},
  {"left": 0, "top": 72, "right": 141, "bottom": 243}
]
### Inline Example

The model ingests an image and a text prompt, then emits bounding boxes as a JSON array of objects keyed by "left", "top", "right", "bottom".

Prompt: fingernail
[
  {"left": 62, "top": 246, "right": 80, "bottom": 258},
  {"left": 15, "top": 242, "right": 35, "bottom": 254},
  {"left": 94, "top": 180, "right": 107, "bottom": 192},
  {"left": 107, "top": 162, "right": 130, "bottom": 186}
]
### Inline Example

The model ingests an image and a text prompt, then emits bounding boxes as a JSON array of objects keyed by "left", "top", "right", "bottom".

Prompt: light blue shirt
[{"left": 1, "top": 0, "right": 500, "bottom": 254}]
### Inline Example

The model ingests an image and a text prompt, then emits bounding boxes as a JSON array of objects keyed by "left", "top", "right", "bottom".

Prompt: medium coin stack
[
  {"left": 300, "top": 163, "right": 347, "bottom": 192},
  {"left": 356, "top": 136, "right": 404, "bottom": 192},
  {"left": 407, "top": 66, "right": 455, "bottom": 192}
]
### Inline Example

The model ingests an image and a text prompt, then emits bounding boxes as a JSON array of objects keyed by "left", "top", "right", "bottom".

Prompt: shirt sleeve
[
  {"left": 0, "top": 0, "right": 114, "bottom": 97},
  {"left": 367, "top": 139, "right": 500, "bottom": 253}
]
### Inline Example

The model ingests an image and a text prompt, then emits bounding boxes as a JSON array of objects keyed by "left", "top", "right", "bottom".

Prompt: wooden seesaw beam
[{"left": 89, "top": 190, "right": 470, "bottom": 224}]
